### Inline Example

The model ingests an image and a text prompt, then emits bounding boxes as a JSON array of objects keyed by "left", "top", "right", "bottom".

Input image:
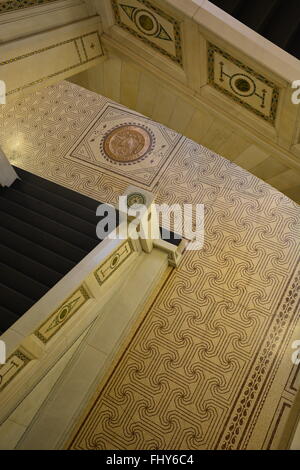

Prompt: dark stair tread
[
  {"left": 0, "top": 245, "right": 62, "bottom": 288},
  {"left": 12, "top": 178, "right": 98, "bottom": 226},
  {"left": 0, "top": 262, "right": 48, "bottom": 301},
  {"left": 287, "top": 25, "right": 300, "bottom": 58},
  {"left": 0, "top": 168, "right": 110, "bottom": 334},
  {"left": 235, "top": 0, "right": 278, "bottom": 32},
  {"left": 15, "top": 167, "right": 100, "bottom": 212},
  {"left": 0, "top": 227, "right": 75, "bottom": 275},
  {"left": 0, "top": 197, "right": 98, "bottom": 252},
  {"left": 2, "top": 186, "right": 97, "bottom": 240},
  {"left": 261, "top": 0, "right": 300, "bottom": 49},
  {"left": 0, "top": 282, "right": 33, "bottom": 316},
  {"left": 211, "top": 0, "right": 243, "bottom": 15},
  {"left": 210, "top": 0, "right": 300, "bottom": 60},
  {"left": 0, "top": 210, "right": 88, "bottom": 264},
  {"left": 159, "top": 227, "right": 182, "bottom": 247},
  {"left": 0, "top": 305, "right": 20, "bottom": 334}
]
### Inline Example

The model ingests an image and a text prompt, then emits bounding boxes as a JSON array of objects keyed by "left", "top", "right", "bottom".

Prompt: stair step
[
  {"left": 2, "top": 186, "right": 98, "bottom": 240},
  {"left": 0, "top": 283, "right": 33, "bottom": 317},
  {"left": 0, "top": 245, "right": 62, "bottom": 288},
  {"left": 0, "top": 227, "right": 75, "bottom": 275},
  {"left": 235, "top": 0, "right": 277, "bottom": 32},
  {"left": 287, "top": 25, "right": 300, "bottom": 58},
  {"left": 12, "top": 178, "right": 98, "bottom": 226},
  {"left": 262, "top": 0, "right": 300, "bottom": 49},
  {"left": 0, "top": 263, "right": 49, "bottom": 302},
  {"left": 0, "top": 197, "right": 98, "bottom": 252},
  {"left": 0, "top": 305, "right": 20, "bottom": 335},
  {"left": 210, "top": 0, "right": 300, "bottom": 60},
  {"left": 0, "top": 210, "right": 88, "bottom": 264},
  {"left": 0, "top": 168, "right": 110, "bottom": 335},
  {"left": 159, "top": 227, "right": 182, "bottom": 246},
  {"left": 211, "top": 0, "right": 243, "bottom": 15},
  {"left": 15, "top": 167, "right": 100, "bottom": 212}
]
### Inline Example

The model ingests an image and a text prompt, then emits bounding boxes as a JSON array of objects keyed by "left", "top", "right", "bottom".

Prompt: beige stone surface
[
  {"left": 0, "top": 330, "right": 87, "bottom": 449},
  {"left": 0, "top": 420, "right": 26, "bottom": 450},
  {"left": 251, "top": 156, "right": 290, "bottom": 180},
  {"left": 266, "top": 169, "right": 300, "bottom": 192},
  {"left": 15, "top": 249, "right": 170, "bottom": 450},
  {"left": 234, "top": 145, "right": 270, "bottom": 170}
]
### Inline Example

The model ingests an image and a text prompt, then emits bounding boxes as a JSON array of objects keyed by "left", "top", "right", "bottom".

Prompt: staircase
[
  {"left": 0, "top": 168, "right": 107, "bottom": 335},
  {"left": 210, "top": 0, "right": 300, "bottom": 59},
  {"left": 0, "top": 168, "right": 182, "bottom": 336}
]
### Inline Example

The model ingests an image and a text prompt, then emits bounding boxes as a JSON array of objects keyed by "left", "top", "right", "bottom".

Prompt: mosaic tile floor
[{"left": 0, "top": 81, "right": 299, "bottom": 449}]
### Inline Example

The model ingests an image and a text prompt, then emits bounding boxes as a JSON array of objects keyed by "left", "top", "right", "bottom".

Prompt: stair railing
[{"left": 0, "top": 185, "right": 186, "bottom": 422}]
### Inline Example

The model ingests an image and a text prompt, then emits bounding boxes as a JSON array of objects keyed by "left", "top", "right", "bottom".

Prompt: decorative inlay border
[
  {"left": 265, "top": 400, "right": 292, "bottom": 449},
  {"left": 0, "top": 0, "right": 60, "bottom": 14},
  {"left": 34, "top": 285, "right": 91, "bottom": 344},
  {"left": 208, "top": 42, "right": 280, "bottom": 125},
  {"left": 1, "top": 31, "right": 103, "bottom": 97},
  {"left": 94, "top": 240, "right": 134, "bottom": 286},
  {"left": 218, "top": 265, "right": 300, "bottom": 449},
  {"left": 0, "top": 0, "right": 61, "bottom": 13},
  {"left": 111, "top": 0, "right": 183, "bottom": 66},
  {"left": 0, "top": 349, "right": 31, "bottom": 392}
]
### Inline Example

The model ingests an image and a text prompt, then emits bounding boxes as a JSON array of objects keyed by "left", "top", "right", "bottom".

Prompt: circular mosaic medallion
[
  {"left": 235, "top": 78, "right": 251, "bottom": 92},
  {"left": 133, "top": 9, "right": 159, "bottom": 36},
  {"left": 127, "top": 192, "right": 146, "bottom": 208},
  {"left": 110, "top": 254, "right": 120, "bottom": 269},
  {"left": 139, "top": 14, "right": 154, "bottom": 31},
  {"left": 229, "top": 73, "right": 256, "bottom": 97},
  {"left": 58, "top": 307, "right": 68, "bottom": 322},
  {"left": 101, "top": 123, "right": 155, "bottom": 165}
]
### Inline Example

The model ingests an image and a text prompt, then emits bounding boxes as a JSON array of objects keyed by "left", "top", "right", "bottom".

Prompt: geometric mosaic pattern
[
  {"left": 69, "top": 209, "right": 300, "bottom": 449},
  {"left": 208, "top": 43, "right": 280, "bottom": 125},
  {"left": 112, "top": 0, "right": 183, "bottom": 66},
  {"left": 0, "top": 81, "right": 299, "bottom": 449}
]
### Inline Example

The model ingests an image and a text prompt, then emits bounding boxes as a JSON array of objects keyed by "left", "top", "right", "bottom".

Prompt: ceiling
[{"left": 0, "top": 0, "right": 299, "bottom": 203}]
